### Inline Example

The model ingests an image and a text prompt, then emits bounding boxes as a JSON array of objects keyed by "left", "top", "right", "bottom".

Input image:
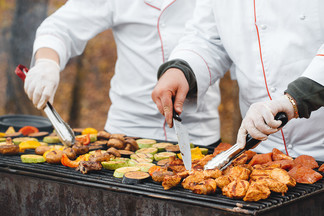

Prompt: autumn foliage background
[{"left": 0, "top": 0, "right": 241, "bottom": 144}]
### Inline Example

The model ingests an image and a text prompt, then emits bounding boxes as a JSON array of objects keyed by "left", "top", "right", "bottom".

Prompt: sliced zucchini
[
  {"left": 113, "top": 167, "right": 140, "bottom": 178},
  {"left": 130, "top": 153, "right": 154, "bottom": 160},
  {"left": 102, "top": 161, "right": 127, "bottom": 170},
  {"left": 136, "top": 138, "right": 156, "bottom": 149},
  {"left": 153, "top": 142, "right": 173, "bottom": 152},
  {"left": 21, "top": 154, "right": 46, "bottom": 163},
  {"left": 128, "top": 158, "right": 153, "bottom": 166},
  {"left": 135, "top": 147, "right": 158, "bottom": 155},
  {"left": 200, "top": 148, "right": 209, "bottom": 155},
  {"left": 43, "top": 136, "right": 60, "bottom": 144},
  {"left": 0, "top": 138, "right": 6, "bottom": 143},
  {"left": 154, "top": 152, "right": 176, "bottom": 161},
  {"left": 112, "top": 157, "right": 130, "bottom": 162},
  {"left": 13, "top": 137, "right": 38, "bottom": 145},
  {"left": 122, "top": 171, "right": 150, "bottom": 184},
  {"left": 190, "top": 143, "right": 195, "bottom": 148},
  {"left": 157, "top": 158, "right": 169, "bottom": 166},
  {"left": 90, "top": 134, "right": 97, "bottom": 142},
  {"left": 135, "top": 162, "right": 155, "bottom": 172}
]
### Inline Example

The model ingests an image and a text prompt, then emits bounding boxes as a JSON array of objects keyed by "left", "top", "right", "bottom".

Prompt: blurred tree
[{"left": 5, "top": 0, "right": 48, "bottom": 114}]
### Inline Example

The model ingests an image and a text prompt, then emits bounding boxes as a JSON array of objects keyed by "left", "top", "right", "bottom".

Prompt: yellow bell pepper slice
[
  {"left": 177, "top": 147, "right": 205, "bottom": 161},
  {"left": 19, "top": 140, "right": 41, "bottom": 153}
]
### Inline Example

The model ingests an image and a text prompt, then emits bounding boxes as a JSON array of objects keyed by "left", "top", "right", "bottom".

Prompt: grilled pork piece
[
  {"left": 288, "top": 164, "right": 323, "bottom": 184},
  {"left": 77, "top": 161, "right": 102, "bottom": 174},
  {"left": 248, "top": 153, "right": 273, "bottom": 166},
  {"left": 222, "top": 179, "right": 249, "bottom": 199},
  {"left": 191, "top": 179, "right": 217, "bottom": 195},
  {"left": 272, "top": 148, "right": 293, "bottom": 161},
  {"left": 264, "top": 160, "right": 294, "bottom": 170},
  {"left": 319, "top": 164, "right": 324, "bottom": 172},
  {"left": 212, "top": 143, "right": 232, "bottom": 156},
  {"left": 167, "top": 156, "right": 186, "bottom": 173},
  {"left": 151, "top": 170, "right": 173, "bottom": 182},
  {"left": 293, "top": 155, "right": 319, "bottom": 169},
  {"left": 243, "top": 181, "right": 271, "bottom": 202},
  {"left": 162, "top": 175, "right": 182, "bottom": 190}
]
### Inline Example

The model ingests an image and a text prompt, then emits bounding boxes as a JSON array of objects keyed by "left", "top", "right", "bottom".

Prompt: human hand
[
  {"left": 151, "top": 68, "right": 189, "bottom": 128},
  {"left": 24, "top": 59, "right": 60, "bottom": 110},
  {"left": 236, "top": 95, "right": 295, "bottom": 149}
]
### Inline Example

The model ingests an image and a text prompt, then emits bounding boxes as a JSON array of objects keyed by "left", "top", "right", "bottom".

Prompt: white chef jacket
[
  {"left": 31, "top": 0, "right": 221, "bottom": 146},
  {"left": 170, "top": 0, "right": 324, "bottom": 160}
]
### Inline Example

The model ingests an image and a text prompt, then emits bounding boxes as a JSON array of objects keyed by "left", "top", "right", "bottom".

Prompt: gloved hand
[
  {"left": 151, "top": 68, "right": 189, "bottom": 128},
  {"left": 24, "top": 59, "right": 60, "bottom": 110},
  {"left": 236, "top": 95, "right": 296, "bottom": 149}
]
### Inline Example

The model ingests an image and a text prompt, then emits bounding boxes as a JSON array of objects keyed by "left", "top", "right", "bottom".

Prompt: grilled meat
[
  {"left": 270, "top": 168, "right": 296, "bottom": 187},
  {"left": 151, "top": 170, "right": 173, "bottom": 183},
  {"left": 76, "top": 161, "right": 102, "bottom": 174},
  {"left": 215, "top": 175, "right": 235, "bottom": 189},
  {"left": 213, "top": 143, "right": 232, "bottom": 156},
  {"left": 63, "top": 147, "right": 76, "bottom": 160},
  {"left": 72, "top": 143, "right": 89, "bottom": 155},
  {"left": 191, "top": 179, "right": 217, "bottom": 195},
  {"left": 167, "top": 156, "right": 186, "bottom": 173},
  {"left": 225, "top": 165, "right": 251, "bottom": 181},
  {"left": 272, "top": 148, "right": 293, "bottom": 161},
  {"left": 88, "top": 150, "right": 111, "bottom": 162},
  {"left": 203, "top": 169, "right": 222, "bottom": 179},
  {"left": 162, "top": 175, "right": 182, "bottom": 190},
  {"left": 248, "top": 153, "right": 273, "bottom": 166},
  {"left": 293, "top": 155, "right": 319, "bottom": 169},
  {"left": 46, "top": 150, "right": 63, "bottom": 164},
  {"left": 255, "top": 177, "right": 288, "bottom": 194},
  {"left": 222, "top": 179, "right": 249, "bottom": 199},
  {"left": 264, "top": 160, "right": 294, "bottom": 170},
  {"left": 182, "top": 171, "right": 205, "bottom": 190},
  {"left": 243, "top": 181, "right": 271, "bottom": 202},
  {"left": 319, "top": 164, "right": 324, "bottom": 172},
  {"left": 288, "top": 164, "right": 323, "bottom": 184}
]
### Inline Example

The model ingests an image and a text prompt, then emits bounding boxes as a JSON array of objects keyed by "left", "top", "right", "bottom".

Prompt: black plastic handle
[
  {"left": 245, "top": 112, "right": 288, "bottom": 150},
  {"left": 172, "top": 97, "right": 182, "bottom": 122}
]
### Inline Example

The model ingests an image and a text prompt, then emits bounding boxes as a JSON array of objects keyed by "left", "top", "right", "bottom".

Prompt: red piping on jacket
[
  {"left": 316, "top": 54, "right": 324, "bottom": 56},
  {"left": 157, "top": 0, "right": 177, "bottom": 140},
  {"left": 145, "top": 2, "right": 161, "bottom": 11},
  {"left": 253, "top": 0, "right": 289, "bottom": 155},
  {"left": 173, "top": 49, "right": 212, "bottom": 85}
]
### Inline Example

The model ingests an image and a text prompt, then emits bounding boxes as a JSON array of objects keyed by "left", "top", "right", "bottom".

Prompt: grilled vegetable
[
  {"left": 0, "top": 137, "right": 6, "bottom": 142},
  {"left": 200, "top": 148, "right": 209, "bottom": 155},
  {"left": 35, "top": 146, "right": 52, "bottom": 155},
  {"left": 28, "top": 132, "right": 49, "bottom": 139},
  {"left": 12, "top": 137, "right": 38, "bottom": 145},
  {"left": 0, "top": 133, "right": 5, "bottom": 138},
  {"left": 81, "top": 127, "right": 98, "bottom": 135},
  {"left": 5, "top": 126, "right": 15, "bottom": 134},
  {"left": 154, "top": 152, "right": 176, "bottom": 161},
  {"left": 5, "top": 132, "right": 22, "bottom": 138},
  {"left": 61, "top": 154, "right": 86, "bottom": 168},
  {"left": 43, "top": 136, "right": 60, "bottom": 144},
  {"left": 153, "top": 143, "right": 173, "bottom": 152},
  {"left": 128, "top": 158, "right": 153, "bottom": 165},
  {"left": 135, "top": 162, "right": 155, "bottom": 172},
  {"left": 113, "top": 167, "right": 140, "bottom": 178},
  {"left": 122, "top": 171, "right": 150, "bottom": 184},
  {"left": 130, "top": 153, "right": 154, "bottom": 160},
  {"left": 21, "top": 154, "right": 46, "bottom": 163},
  {"left": 157, "top": 158, "right": 169, "bottom": 166},
  {"left": 135, "top": 147, "right": 158, "bottom": 155},
  {"left": 18, "top": 126, "right": 39, "bottom": 136},
  {"left": 76, "top": 134, "right": 91, "bottom": 145},
  {"left": 101, "top": 161, "right": 127, "bottom": 170},
  {"left": 148, "top": 165, "right": 161, "bottom": 176},
  {"left": 118, "top": 150, "right": 134, "bottom": 157},
  {"left": 19, "top": 140, "right": 41, "bottom": 152},
  {"left": 136, "top": 139, "right": 156, "bottom": 148},
  {"left": 165, "top": 145, "right": 180, "bottom": 153},
  {"left": 45, "top": 150, "right": 63, "bottom": 164}
]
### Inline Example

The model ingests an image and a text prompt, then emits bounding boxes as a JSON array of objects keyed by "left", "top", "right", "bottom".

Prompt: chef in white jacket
[
  {"left": 152, "top": 0, "right": 324, "bottom": 160},
  {"left": 24, "top": 0, "right": 222, "bottom": 146}
]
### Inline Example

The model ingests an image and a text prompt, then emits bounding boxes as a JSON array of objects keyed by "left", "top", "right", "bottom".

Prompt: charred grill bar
[{"left": 0, "top": 153, "right": 323, "bottom": 216}]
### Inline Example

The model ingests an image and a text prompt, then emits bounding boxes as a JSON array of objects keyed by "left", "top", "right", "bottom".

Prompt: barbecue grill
[{"left": 0, "top": 149, "right": 323, "bottom": 216}]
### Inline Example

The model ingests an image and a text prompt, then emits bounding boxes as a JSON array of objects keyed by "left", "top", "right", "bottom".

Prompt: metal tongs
[
  {"left": 15, "top": 65, "right": 75, "bottom": 147},
  {"left": 204, "top": 112, "right": 288, "bottom": 170}
]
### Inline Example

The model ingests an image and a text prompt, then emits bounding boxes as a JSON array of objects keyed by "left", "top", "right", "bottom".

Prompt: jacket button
[
  {"left": 260, "top": 24, "right": 267, "bottom": 30},
  {"left": 288, "top": 144, "right": 293, "bottom": 149},
  {"left": 270, "top": 87, "right": 276, "bottom": 92},
  {"left": 299, "top": 15, "right": 306, "bottom": 20}
]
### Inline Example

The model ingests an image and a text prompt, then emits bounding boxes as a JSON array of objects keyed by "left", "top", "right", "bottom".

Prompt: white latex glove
[
  {"left": 236, "top": 95, "right": 296, "bottom": 149},
  {"left": 24, "top": 59, "right": 60, "bottom": 110}
]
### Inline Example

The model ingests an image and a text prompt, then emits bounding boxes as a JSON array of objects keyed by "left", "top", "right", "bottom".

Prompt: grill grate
[{"left": 0, "top": 154, "right": 323, "bottom": 215}]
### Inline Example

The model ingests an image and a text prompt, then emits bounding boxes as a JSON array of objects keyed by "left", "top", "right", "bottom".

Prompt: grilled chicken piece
[
  {"left": 76, "top": 161, "right": 102, "bottom": 174},
  {"left": 270, "top": 168, "right": 296, "bottom": 187},
  {"left": 272, "top": 148, "right": 293, "bottom": 161},
  {"left": 243, "top": 181, "right": 271, "bottom": 202},
  {"left": 72, "top": 143, "right": 89, "bottom": 155},
  {"left": 288, "top": 164, "right": 323, "bottom": 184},
  {"left": 250, "top": 167, "right": 273, "bottom": 181},
  {"left": 151, "top": 170, "right": 173, "bottom": 183},
  {"left": 196, "top": 154, "right": 214, "bottom": 167},
  {"left": 225, "top": 165, "right": 251, "bottom": 181},
  {"left": 222, "top": 179, "right": 249, "bottom": 199},
  {"left": 215, "top": 175, "right": 235, "bottom": 189},
  {"left": 213, "top": 143, "right": 232, "bottom": 156},
  {"left": 167, "top": 156, "right": 186, "bottom": 173},
  {"left": 255, "top": 177, "right": 288, "bottom": 194},
  {"left": 191, "top": 179, "right": 217, "bottom": 195},
  {"left": 182, "top": 171, "right": 205, "bottom": 189},
  {"left": 293, "top": 155, "right": 319, "bottom": 169},
  {"left": 203, "top": 169, "right": 222, "bottom": 179},
  {"left": 177, "top": 170, "right": 190, "bottom": 179},
  {"left": 63, "top": 147, "right": 76, "bottom": 160},
  {"left": 232, "top": 154, "right": 248, "bottom": 165},
  {"left": 248, "top": 153, "right": 273, "bottom": 166},
  {"left": 162, "top": 175, "right": 182, "bottom": 190}
]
